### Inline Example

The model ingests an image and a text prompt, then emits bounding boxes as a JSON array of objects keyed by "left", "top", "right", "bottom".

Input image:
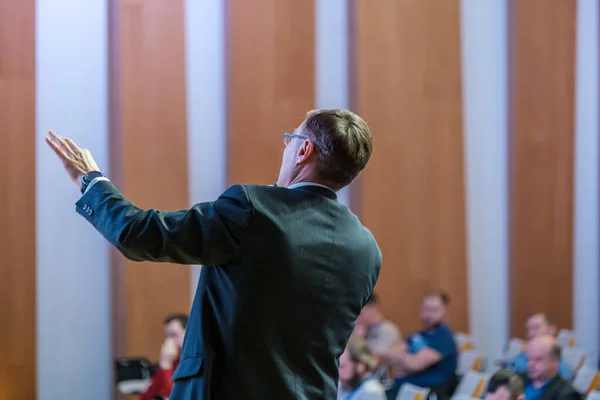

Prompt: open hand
[{"left": 45, "top": 130, "right": 101, "bottom": 187}]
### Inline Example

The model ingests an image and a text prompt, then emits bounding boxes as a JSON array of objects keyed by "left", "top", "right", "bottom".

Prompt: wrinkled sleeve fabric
[{"left": 75, "top": 181, "right": 253, "bottom": 266}]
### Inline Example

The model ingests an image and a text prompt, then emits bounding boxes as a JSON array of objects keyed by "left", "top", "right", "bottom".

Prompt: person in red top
[{"left": 140, "top": 314, "right": 188, "bottom": 400}]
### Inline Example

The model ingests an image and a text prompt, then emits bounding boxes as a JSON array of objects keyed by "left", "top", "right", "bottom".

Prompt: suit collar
[{"left": 289, "top": 183, "right": 337, "bottom": 200}]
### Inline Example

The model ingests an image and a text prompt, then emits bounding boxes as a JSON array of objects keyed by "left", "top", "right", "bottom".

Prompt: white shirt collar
[{"left": 287, "top": 182, "right": 336, "bottom": 193}]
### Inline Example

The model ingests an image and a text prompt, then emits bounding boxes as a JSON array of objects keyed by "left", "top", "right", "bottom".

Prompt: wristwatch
[{"left": 80, "top": 171, "right": 105, "bottom": 194}]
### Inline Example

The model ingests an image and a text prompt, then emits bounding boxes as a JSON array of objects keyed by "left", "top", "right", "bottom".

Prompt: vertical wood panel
[
  {"left": 509, "top": 0, "right": 576, "bottom": 336},
  {"left": 227, "top": 0, "right": 315, "bottom": 185},
  {"left": 352, "top": 0, "right": 469, "bottom": 334},
  {"left": 111, "top": 0, "right": 191, "bottom": 359},
  {"left": 0, "top": 0, "right": 36, "bottom": 398}
]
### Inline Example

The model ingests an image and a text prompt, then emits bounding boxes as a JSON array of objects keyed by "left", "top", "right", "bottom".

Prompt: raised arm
[
  {"left": 77, "top": 181, "right": 252, "bottom": 265},
  {"left": 46, "top": 130, "right": 253, "bottom": 265}
]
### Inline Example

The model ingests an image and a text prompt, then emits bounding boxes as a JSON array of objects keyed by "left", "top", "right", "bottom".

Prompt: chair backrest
[
  {"left": 586, "top": 391, "right": 600, "bottom": 400},
  {"left": 573, "top": 366, "right": 600, "bottom": 394},
  {"left": 457, "top": 350, "right": 485, "bottom": 375},
  {"left": 504, "top": 338, "right": 526, "bottom": 361},
  {"left": 453, "top": 371, "right": 491, "bottom": 399},
  {"left": 396, "top": 383, "right": 431, "bottom": 400},
  {"left": 563, "top": 347, "right": 588, "bottom": 373},
  {"left": 557, "top": 330, "right": 577, "bottom": 348},
  {"left": 456, "top": 333, "right": 475, "bottom": 352}
]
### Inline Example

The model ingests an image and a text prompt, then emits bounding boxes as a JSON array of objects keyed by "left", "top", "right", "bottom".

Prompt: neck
[
  {"left": 424, "top": 321, "right": 443, "bottom": 331},
  {"left": 532, "top": 375, "right": 555, "bottom": 389},
  {"left": 288, "top": 177, "right": 334, "bottom": 190},
  {"left": 286, "top": 168, "right": 336, "bottom": 190}
]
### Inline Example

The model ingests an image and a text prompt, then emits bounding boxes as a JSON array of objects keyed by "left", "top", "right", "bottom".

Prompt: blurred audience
[
  {"left": 140, "top": 313, "right": 188, "bottom": 400},
  {"left": 355, "top": 293, "right": 402, "bottom": 357},
  {"left": 507, "top": 313, "right": 572, "bottom": 380},
  {"left": 384, "top": 290, "right": 458, "bottom": 400},
  {"left": 338, "top": 336, "right": 386, "bottom": 400},
  {"left": 485, "top": 369, "right": 525, "bottom": 400},
  {"left": 521, "top": 335, "right": 580, "bottom": 400}
]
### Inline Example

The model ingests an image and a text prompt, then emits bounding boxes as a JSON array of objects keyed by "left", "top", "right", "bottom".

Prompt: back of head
[
  {"left": 302, "top": 109, "right": 373, "bottom": 190},
  {"left": 486, "top": 369, "right": 524, "bottom": 400},
  {"left": 164, "top": 313, "right": 189, "bottom": 329},
  {"left": 346, "top": 336, "right": 378, "bottom": 372},
  {"left": 527, "top": 334, "right": 559, "bottom": 356}
]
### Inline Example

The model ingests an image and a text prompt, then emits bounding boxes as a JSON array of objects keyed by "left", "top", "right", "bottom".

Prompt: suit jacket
[
  {"left": 76, "top": 181, "right": 382, "bottom": 399},
  {"left": 520, "top": 375, "right": 582, "bottom": 400}
]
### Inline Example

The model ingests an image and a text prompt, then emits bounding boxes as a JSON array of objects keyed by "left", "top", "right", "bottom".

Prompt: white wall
[
  {"left": 460, "top": 0, "right": 509, "bottom": 362},
  {"left": 573, "top": 0, "right": 599, "bottom": 367},
  {"left": 35, "top": 0, "right": 112, "bottom": 398},
  {"left": 315, "top": 0, "right": 350, "bottom": 206},
  {"left": 184, "top": 0, "right": 227, "bottom": 297}
]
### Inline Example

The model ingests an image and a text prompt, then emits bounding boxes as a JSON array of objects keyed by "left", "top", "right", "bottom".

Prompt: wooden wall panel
[
  {"left": 110, "top": 0, "right": 191, "bottom": 360},
  {"left": 0, "top": 0, "right": 36, "bottom": 398},
  {"left": 509, "top": 1, "right": 576, "bottom": 336},
  {"left": 352, "top": 0, "right": 469, "bottom": 334},
  {"left": 227, "top": 0, "right": 315, "bottom": 185}
]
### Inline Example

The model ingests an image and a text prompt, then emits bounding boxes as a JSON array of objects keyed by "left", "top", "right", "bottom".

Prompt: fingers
[
  {"left": 45, "top": 137, "right": 70, "bottom": 161},
  {"left": 64, "top": 138, "right": 80, "bottom": 154},
  {"left": 48, "top": 130, "right": 77, "bottom": 157}
]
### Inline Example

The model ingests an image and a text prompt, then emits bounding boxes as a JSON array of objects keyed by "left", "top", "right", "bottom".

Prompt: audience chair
[
  {"left": 452, "top": 371, "right": 491, "bottom": 399},
  {"left": 586, "top": 391, "right": 600, "bottom": 400},
  {"left": 557, "top": 330, "right": 577, "bottom": 349},
  {"left": 455, "top": 333, "right": 475, "bottom": 352},
  {"left": 563, "top": 347, "right": 588, "bottom": 374},
  {"left": 572, "top": 366, "right": 600, "bottom": 395},
  {"left": 504, "top": 338, "right": 526, "bottom": 361},
  {"left": 457, "top": 350, "right": 485, "bottom": 376},
  {"left": 395, "top": 383, "right": 431, "bottom": 400}
]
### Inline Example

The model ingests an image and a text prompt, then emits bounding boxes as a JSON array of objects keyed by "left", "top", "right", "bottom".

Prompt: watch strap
[{"left": 80, "top": 171, "right": 105, "bottom": 194}]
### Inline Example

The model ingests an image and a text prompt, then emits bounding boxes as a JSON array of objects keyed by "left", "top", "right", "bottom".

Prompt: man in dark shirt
[{"left": 384, "top": 291, "right": 458, "bottom": 400}]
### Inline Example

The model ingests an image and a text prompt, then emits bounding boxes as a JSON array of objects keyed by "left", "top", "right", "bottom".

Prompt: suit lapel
[{"left": 538, "top": 376, "right": 562, "bottom": 400}]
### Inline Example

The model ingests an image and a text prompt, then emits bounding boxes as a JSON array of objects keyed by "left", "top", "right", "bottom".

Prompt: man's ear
[{"left": 295, "top": 140, "right": 315, "bottom": 165}]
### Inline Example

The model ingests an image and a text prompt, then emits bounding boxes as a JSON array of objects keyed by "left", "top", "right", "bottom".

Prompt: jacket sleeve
[{"left": 75, "top": 181, "right": 253, "bottom": 265}]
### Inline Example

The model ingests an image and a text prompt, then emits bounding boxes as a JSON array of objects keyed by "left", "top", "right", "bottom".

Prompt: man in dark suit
[
  {"left": 519, "top": 336, "right": 581, "bottom": 400},
  {"left": 46, "top": 108, "right": 382, "bottom": 399}
]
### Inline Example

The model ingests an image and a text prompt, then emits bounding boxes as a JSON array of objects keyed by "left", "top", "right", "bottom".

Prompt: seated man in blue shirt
[
  {"left": 384, "top": 291, "right": 458, "bottom": 400},
  {"left": 507, "top": 313, "right": 572, "bottom": 380},
  {"left": 521, "top": 336, "right": 580, "bottom": 400}
]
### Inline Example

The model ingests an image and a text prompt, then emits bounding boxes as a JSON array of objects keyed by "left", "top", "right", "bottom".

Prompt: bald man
[
  {"left": 507, "top": 313, "right": 572, "bottom": 380},
  {"left": 522, "top": 335, "right": 580, "bottom": 400}
]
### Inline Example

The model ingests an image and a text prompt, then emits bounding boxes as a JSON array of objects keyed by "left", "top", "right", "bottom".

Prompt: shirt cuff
[{"left": 83, "top": 176, "right": 110, "bottom": 195}]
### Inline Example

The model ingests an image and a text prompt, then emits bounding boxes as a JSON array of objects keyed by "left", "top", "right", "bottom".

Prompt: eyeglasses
[{"left": 283, "top": 132, "right": 309, "bottom": 146}]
